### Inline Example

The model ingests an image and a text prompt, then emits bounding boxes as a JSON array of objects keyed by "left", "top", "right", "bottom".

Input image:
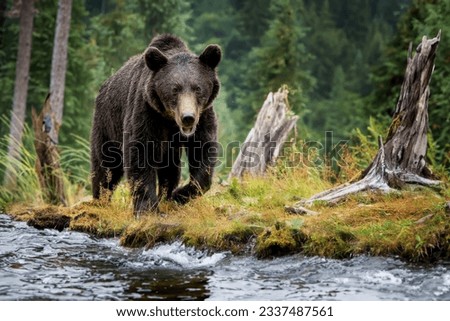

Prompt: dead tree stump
[
  {"left": 229, "top": 87, "right": 299, "bottom": 178},
  {"left": 32, "top": 94, "right": 67, "bottom": 206},
  {"left": 290, "top": 32, "right": 442, "bottom": 208}
]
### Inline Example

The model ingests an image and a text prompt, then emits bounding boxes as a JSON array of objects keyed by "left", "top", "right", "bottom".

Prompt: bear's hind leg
[
  {"left": 129, "top": 167, "right": 158, "bottom": 216},
  {"left": 91, "top": 140, "right": 124, "bottom": 201}
]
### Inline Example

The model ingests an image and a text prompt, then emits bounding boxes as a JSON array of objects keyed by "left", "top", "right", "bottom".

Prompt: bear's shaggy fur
[{"left": 90, "top": 34, "right": 221, "bottom": 215}]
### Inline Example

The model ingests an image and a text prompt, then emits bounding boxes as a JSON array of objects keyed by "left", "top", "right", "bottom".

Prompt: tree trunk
[
  {"left": 30, "top": 0, "right": 72, "bottom": 206},
  {"left": 32, "top": 95, "right": 67, "bottom": 206},
  {"left": 3, "top": 0, "right": 35, "bottom": 186},
  {"left": 48, "top": 0, "right": 72, "bottom": 144},
  {"left": 288, "top": 32, "right": 442, "bottom": 209},
  {"left": 229, "top": 87, "right": 298, "bottom": 179}
]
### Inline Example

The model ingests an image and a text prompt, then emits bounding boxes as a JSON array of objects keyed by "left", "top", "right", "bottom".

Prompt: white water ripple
[
  {"left": 142, "top": 241, "right": 228, "bottom": 268},
  {"left": 363, "top": 271, "right": 403, "bottom": 285}
]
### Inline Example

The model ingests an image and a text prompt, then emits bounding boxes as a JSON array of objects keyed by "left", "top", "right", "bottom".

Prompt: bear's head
[{"left": 144, "top": 44, "right": 221, "bottom": 136}]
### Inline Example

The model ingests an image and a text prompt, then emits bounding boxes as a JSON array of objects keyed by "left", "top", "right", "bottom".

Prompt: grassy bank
[{"left": 6, "top": 167, "right": 450, "bottom": 262}]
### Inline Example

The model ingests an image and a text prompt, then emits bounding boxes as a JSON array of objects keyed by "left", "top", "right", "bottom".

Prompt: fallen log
[
  {"left": 290, "top": 31, "right": 442, "bottom": 208},
  {"left": 32, "top": 94, "right": 67, "bottom": 206},
  {"left": 229, "top": 87, "right": 298, "bottom": 178}
]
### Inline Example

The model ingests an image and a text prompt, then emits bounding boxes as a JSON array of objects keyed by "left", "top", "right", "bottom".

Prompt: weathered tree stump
[
  {"left": 32, "top": 94, "right": 67, "bottom": 206},
  {"left": 229, "top": 87, "right": 299, "bottom": 178},
  {"left": 290, "top": 32, "right": 442, "bottom": 208}
]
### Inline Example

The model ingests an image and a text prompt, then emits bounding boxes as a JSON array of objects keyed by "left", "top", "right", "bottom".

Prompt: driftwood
[
  {"left": 290, "top": 32, "right": 442, "bottom": 208},
  {"left": 229, "top": 87, "right": 298, "bottom": 178},
  {"left": 32, "top": 94, "right": 67, "bottom": 206}
]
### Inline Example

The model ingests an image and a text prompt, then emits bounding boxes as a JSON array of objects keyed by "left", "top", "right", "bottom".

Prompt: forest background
[{"left": 0, "top": 0, "right": 448, "bottom": 198}]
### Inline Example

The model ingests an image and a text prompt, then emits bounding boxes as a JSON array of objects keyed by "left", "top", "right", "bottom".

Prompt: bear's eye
[
  {"left": 192, "top": 85, "right": 202, "bottom": 95},
  {"left": 172, "top": 85, "right": 182, "bottom": 95}
]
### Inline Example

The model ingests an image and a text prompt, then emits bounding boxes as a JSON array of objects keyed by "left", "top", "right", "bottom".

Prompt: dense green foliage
[{"left": 0, "top": 0, "right": 448, "bottom": 189}]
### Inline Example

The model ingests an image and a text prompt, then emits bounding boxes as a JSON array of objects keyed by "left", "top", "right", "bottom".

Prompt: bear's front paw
[{"left": 171, "top": 187, "right": 191, "bottom": 204}]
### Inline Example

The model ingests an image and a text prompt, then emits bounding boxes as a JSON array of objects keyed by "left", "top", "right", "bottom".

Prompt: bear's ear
[
  {"left": 199, "top": 44, "right": 222, "bottom": 69},
  {"left": 145, "top": 47, "right": 168, "bottom": 72}
]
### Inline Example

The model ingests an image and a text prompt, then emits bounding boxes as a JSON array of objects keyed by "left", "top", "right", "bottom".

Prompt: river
[{"left": 0, "top": 214, "right": 449, "bottom": 300}]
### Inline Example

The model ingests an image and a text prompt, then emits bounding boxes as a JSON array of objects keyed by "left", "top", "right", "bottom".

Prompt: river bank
[{"left": 6, "top": 169, "right": 450, "bottom": 263}]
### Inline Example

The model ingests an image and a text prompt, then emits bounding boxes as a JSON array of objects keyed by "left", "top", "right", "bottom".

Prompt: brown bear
[{"left": 90, "top": 34, "right": 221, "bottom": 215}]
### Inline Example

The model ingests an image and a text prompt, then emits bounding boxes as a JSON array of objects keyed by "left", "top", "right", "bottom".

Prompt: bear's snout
[
  {"left": 177, "top": 93, "right": 199, "bottom": 136},
  {"left": 181, "top": 113, "right": 195, "bottom": 126}
]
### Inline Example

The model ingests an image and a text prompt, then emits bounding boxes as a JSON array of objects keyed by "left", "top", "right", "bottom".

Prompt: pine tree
[
  {"left": 303, "top": 0, "right": 347, "bottom": 99},
  {"left": 239, "top": 0, "right": 314, "bottom": 129},
  {"left": 137, "top": 0, "right": 192, "bottom": 41}
]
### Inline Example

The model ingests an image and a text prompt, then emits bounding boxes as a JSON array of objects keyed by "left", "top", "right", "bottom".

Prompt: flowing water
[{"left": 1, "top": 214, "right": 449, "bottom": 301}]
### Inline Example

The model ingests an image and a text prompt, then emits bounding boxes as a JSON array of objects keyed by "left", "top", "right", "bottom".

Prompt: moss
[
  {"left": 71, "top": 212, "right": 102, "bottom": 234},
  {"left": 121, "top": 221, "right": 184, "bottom": 248},
  {"left": 255, "top": 221, "right": 306, "bottom": 258},
  {"left": 299, "top": 190, "right": 449, "bottom": 261},
  {"left": 219, "top": 221, "right": 262, "bottom": 253},
  {"left": 302, "top": 222, "right": 357, "bottom": 259},
  {"left": 28, "top": 211, "right": 71, "bottom": 232}
]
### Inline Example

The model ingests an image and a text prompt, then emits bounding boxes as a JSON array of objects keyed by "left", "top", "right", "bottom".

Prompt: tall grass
[
  {"left": 60, "top": 134, "right": 91, "bottom": 185},
  {"left": 0, "top": 119, "right": 92, "bottom": 210},
  {"left": 0, "top": 122, "right": 42, "bottom": 209}
]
